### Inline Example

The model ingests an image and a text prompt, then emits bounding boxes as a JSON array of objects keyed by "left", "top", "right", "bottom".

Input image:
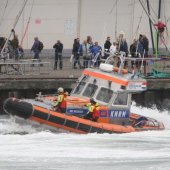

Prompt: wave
[
  {"left": 131, "top": 102, "right": 170, "bottom": 129},
  {"left": 1, "top": 103, "right": 170, "bottom": 135}
]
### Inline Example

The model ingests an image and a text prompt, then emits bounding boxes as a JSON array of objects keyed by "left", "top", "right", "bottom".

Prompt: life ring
[{"left": 99, "top": 63, "right": 114, "bottom": 72}]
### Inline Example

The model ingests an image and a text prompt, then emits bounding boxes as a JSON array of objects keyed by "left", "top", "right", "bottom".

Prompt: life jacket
[
  {"left": 88, "top": 105, "right": 95, "bottom": 113},
  {"left": 55, "top": 94, "right": 67, "bottom": 109},
  {"left": 88, "top": 103, "right": 100, "bottom": 120},
  {"left": 93, "top": 103, "right": 100, "bottom": 119}
]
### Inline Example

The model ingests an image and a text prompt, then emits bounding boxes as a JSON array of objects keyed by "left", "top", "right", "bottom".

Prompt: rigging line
[
  {"left": 115, "top": 0, "right": 118, "bottom": 39},
  {"left": 149, "top": 2, "right": 159, "bottom": 19},
  {"left": 138, "top": 0, "right": 157, "bottom": 29},
  {"left": 163, "top": 0, "right": 169, "bottom": 39},
  {"left": 134, "top": 8, "right": 145, "bottom": 56},
  {"left": 109, "top": 0, "right": 118, "bottom": 14},
  {"left": 130, "top": 0, "right": 136, "bottom": 42},
  {"left": 0, "top": 0, "right": 18, "bottom": 34},
  {"left": 0, "top": 0, "right": 28, "bottom": 58},
  {"left": 134, "top": 5, "right": 144, "bottom": 39},
  {"left": 0, "top": 0, "right": 8, "bottom": 28},
  {"left": 20, "top": 0, "right": 34, "bottom": 46},
  {"left": 12, "top": 0, "right": 28, "bottom": 29}
]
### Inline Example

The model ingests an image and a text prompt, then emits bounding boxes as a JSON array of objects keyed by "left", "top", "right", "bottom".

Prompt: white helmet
[{"left": 58, "top": 87, "right": 64, "bottom": 93}]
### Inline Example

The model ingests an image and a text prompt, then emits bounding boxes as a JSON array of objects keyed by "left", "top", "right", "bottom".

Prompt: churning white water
[{"left": 0, "top": 104, "right": 170, "bottom": 170}]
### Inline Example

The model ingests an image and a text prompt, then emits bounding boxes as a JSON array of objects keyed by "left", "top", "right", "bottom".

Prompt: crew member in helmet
[
  {"left": 53, "top": 87, "right": 67, "bottom": 113},
  {"left": 84, "top": 98, "right": 99, "bottom": 122}
]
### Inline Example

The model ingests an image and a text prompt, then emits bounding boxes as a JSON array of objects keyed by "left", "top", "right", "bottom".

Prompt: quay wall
[
  {"left": 0, "top": 77, "right": 170, "bottom": 113},
  {"left": 1, "top": 56, "right": 170, "bottom": 112}
]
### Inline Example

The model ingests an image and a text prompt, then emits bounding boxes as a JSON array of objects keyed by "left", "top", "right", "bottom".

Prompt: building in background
[{"left": 0, "top": 0, "right": 169, "bottom": 50}]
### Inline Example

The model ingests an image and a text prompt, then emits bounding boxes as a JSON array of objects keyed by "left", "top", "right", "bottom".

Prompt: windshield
[
  {"left": 113, "top": 92, "right": 128, "bottom": 106},
  {"left": 96, "top": 87, "right": 113, "bottom": 103},
  {"left": 73, "top": 82, "right": 86, "bottom": 95},
  {"left": 83, "top": 83, "right": 98, "bottom": 98}
]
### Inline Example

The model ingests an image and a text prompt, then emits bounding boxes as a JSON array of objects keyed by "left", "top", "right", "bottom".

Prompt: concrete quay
[
  {"left": 0, "top": 56, "right": 170, "bottom": 112},
  {"left": 0, "top": 57, "right": 170, "bottom": 90}
]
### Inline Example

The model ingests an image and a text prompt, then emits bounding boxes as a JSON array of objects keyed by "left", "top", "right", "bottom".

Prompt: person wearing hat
[
  {"left": 84, "top": 98, "right": 99, "bottom": 122},
  {"left": 53, "top": 87, "right": 67, "bottom": 113},
  {"left": 118, "top": 31, "right": 128, "bottom": 54}
]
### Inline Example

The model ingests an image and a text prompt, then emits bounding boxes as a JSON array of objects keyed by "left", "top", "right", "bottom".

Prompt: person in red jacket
[
  {"left": 154, "top": 19, "right": 166, "bottom": 45},
  {"left": 84, "top": 98, "right": 100, "bottom": 122},
  {"left": 154, "top": 19, "right": 166, "bottom": 33},
  {"left": 53, "top": 87, "right": 67, "bottom": 113},
  {"left": 92, "top": 102, "right": 100, "bottom": 122}
]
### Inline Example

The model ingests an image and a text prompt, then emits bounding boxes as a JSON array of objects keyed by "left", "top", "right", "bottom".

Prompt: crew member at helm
[
  {"left": 84, "top": 98, "right": 99, "bottom": 122},
  {"left": 53, "top": 87, "right": 67, "bottom": 113}
]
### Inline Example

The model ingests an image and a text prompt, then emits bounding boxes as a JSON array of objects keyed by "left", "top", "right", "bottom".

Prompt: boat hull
[{"left": 3, "top": 98, "right": 164, "bottom": 134}]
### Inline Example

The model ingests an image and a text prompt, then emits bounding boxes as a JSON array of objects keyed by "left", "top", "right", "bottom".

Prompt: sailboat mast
[
  {"left": 146, "top": 0, "right": 155, "bottom": 54},
  {"left": 158, "top": 0, "right": 162, "bottom": 19},
  {"left": 0, "top": 0, "right": 28, "bottom": 58},
  {"left": 155, "top": 0, "right": 162, "bottom": 55}
]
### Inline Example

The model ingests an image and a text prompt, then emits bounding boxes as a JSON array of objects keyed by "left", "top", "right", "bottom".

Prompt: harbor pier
[{"left": 0, "top": 54, "right": 170, "bottom": 111}]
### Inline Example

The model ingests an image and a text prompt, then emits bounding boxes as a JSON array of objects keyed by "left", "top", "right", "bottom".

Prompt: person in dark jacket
[
  {"left": 104, "top": 36, "right": 112, "bottom": 59},
  {"left": 130, "top": 39, "right": 137, "bottom": 67},
  {"left": 31, "top": 37, "right": 41, "bottom": 60},
  {"left": 139, "top": 34, "right": 149, "bottom": 57},
  {"left": 11, "top": 29, "right": 19, "bottom": 60},
  {"left": 72, "top": 38, "right": 81, "bottom": 69},
  {"left": 53, "top": 40, "right": 63, "bottom": 70}
]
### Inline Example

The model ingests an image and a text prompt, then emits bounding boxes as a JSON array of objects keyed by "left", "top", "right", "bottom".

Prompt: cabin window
[
  {"left": 113, "top": 93, "right": 128, "bottom": 106},
  {"left": 96, "top": 87, "right": 113, "bottom": 103},
  {"left": 83, "top": 84, "right": 98, "bottom": 97},
  {"left": 81, "top": 75, "right": 89, "bottom": 82},
  {"left": 73, "top": 82, "right": 86, "bottom": 95}
]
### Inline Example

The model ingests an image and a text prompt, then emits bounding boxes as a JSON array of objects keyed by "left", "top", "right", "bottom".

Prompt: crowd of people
[
  {"left": 0, "top": 28, "right": 150, "bottom": 71},
  {"left": 68, "top": 32, "right": 149, "bottom": 70},
  {"left": 4, "top": 22, "right": 169, "bottom": 72}
]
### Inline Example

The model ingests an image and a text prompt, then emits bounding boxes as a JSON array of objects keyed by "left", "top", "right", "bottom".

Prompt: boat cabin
[{"left": 68, "top": 53, "right": 147, "bottom": 125}]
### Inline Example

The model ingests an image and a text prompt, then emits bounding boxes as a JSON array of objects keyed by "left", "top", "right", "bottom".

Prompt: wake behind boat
[{"left": 3, "top": 52, "right": 165, "bottom": 134}]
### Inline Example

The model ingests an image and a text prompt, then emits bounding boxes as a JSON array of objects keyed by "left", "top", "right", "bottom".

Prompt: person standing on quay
[
  {"left": 72, "top": 38, "right": 81, "bottom": 69},
  {"left": 53, "top": 40, "right": 63, "bottom": 70},
  {"left": 11, "top": 29, "right": 19, "bottom": 60},
  {"left": 104, "top": 36, "right": 112, "bottom": 59},
  {"left": 31, "top": 37, "right": 41, "bottom": 60}
]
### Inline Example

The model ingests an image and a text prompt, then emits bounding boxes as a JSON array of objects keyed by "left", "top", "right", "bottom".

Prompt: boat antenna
[{"left": 0, "top": 0, "right": 28, "bottom": 59}]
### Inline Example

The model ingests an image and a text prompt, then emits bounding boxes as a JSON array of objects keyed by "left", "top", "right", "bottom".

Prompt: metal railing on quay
[{"left": 0, "top": 50, "right": 170, "bottom": 78}]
